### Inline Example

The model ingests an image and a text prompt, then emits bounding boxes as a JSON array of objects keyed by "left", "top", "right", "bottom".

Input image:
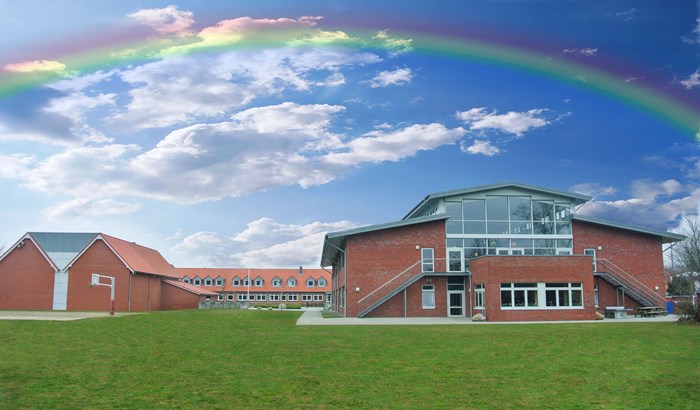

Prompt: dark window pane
[
  {"left": 487, "top": 221, "right": 509, "bottom": 234},
  {"left": 462, "top": 199, "right": 485, "bottom": 220},
  {"left": 464, "top": 221, "right": 486, "bottom": 234},
  {"left": 527, "top": 290, "right": 538, "bottom": 306},
  {"left": 546, "top": 290, "right": 557, "bottom": 306},
  {"left": 559, "top": 290, "right": 570, "bottom": 306},
  {"left": 572, "top": 290, "right": 582, "bottom": 306},
  {"left": 501, "top": 290, "right": 512, "bottom": 307},
  {"left": 446, "top": 220, "right": 462, "bottom": 234},
  {"left": 487, "top": 197, "right": 508, "bottom": 220},
  {"left": 509, "top": 197, "right": 531, "bottom": 221},
  {"left": 556, "top": 222, "right": 572, "bottom": 234},
  {"left": 446, "top": 202, "right": 462, "bottom": 220},
  {"left": 511, "top": 221, "right": 533, "bottom": 234},
  {"left": 514, "top": 290, "right": 525, "bottom": 306}
]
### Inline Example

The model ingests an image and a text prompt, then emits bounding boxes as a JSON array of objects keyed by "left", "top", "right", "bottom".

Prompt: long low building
[{"left": 174, "top": 267, "right": 331, "bottom": 306}]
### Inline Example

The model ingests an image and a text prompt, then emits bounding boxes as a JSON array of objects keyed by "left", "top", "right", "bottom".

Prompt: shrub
[{"left": 675, "top": 300, "right": 700, "bottom": 323}]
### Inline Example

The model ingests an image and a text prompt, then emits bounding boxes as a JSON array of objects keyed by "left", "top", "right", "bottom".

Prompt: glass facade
[{"left": 444, "top": 193, "right": 574, "bottom": 270}]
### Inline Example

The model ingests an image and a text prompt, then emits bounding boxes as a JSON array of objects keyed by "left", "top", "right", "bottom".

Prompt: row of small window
[
  {"left": 215, "top": 293, "right": 328, "bottom": 302},
  {"left": 500, "top": 282, "right": 583, "bottom": 308},
  {"left": 184, "top": 276, "right": 326, "bottom": 288}
]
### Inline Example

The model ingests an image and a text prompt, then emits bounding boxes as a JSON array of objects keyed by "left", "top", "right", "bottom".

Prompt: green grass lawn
[{"left": 1, "top": 310, "right": 698, "bottom": 409}]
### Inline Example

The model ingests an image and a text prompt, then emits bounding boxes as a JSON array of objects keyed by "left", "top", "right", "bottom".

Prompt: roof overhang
[
  {"left": 573, "top": 215, "right": 686, "bottom": 244},
  {"left": 321, "top": 214, "right": 449, "bottom": 267}
]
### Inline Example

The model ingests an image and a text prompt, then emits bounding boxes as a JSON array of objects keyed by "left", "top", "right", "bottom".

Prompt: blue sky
[{"left": 0, "top": 0, "right": 698, "bottom": 267}]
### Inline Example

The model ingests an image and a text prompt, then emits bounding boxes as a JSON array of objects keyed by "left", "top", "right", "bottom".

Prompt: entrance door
[
  {"left": 447, "top": 248, "right": 464, "bottom": 272},
  {"left": 448, "top": 291, "right": 465, "bottom": 317}
]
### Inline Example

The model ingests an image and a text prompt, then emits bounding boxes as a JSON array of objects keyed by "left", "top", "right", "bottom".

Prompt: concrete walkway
[
  {"left": 0, "top": 311, "right": 135, "bottom": 321},
  {"left": 296, "top": 308, "right": 679, "bottom": 326}
]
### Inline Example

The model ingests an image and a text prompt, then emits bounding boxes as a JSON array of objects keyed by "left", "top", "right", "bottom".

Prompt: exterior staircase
[
  {"left": 596, "top": 258, "right": 665, "bottom": 307},
  {"left": 356, "top": 258, "right": 447, "bottom": 318}
]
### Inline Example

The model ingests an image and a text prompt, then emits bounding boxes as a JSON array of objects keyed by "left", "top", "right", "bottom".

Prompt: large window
[
  {"left": 545, "top": 283, "right": 583, "bottom": 307},
  {"left": 444, "top": 195, "right": 574, "bottom": 265},
  {"left": 422, "top": 285, "right": 435, "bottom": 309},
  {"left": 500, "top": 282, "right": 583, "bottom": 309},
  {"left": 422, "top": 248, "right": 434, "bottom": 272},
  {"left": 287, "top": 278, "right": 296, "bottom": 287},
  {"left": 475, "top": 284, "right": 484, "bottom": 308}
]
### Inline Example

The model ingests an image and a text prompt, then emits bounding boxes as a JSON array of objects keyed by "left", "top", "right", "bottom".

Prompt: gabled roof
[
  {"left": 403, "top": 182, "right": 592, "bottom": 220},
  {"left": 573, "top": 215, "right": 685, "bottom": 244},
  {"left": 321, "top": 214, "right": 449, "bottom": 267},
  {"left": 0, "top": 231, "right": 177, "bottom": 277},
  {"left": 163, "top": 279, "right": 219, "bottom": 296}
]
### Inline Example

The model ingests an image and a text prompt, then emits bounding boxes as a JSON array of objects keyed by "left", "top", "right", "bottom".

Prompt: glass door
[
  {"left": 447, "top": 248, "right": 464, "bottom": 272},
  {"left": 448, "top": 292, "right": 464, "bottom": 317}
]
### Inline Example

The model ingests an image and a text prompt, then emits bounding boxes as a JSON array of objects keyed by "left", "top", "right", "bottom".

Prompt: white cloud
[
  {"left": 680, "top": 69, "right": 700, "bottom": 89},
  {"left": 127, "top": 5, "right": 195, "bottom": 36},
  {"left": 462, "top": 140, "right": 500, "bottom": 156},
  {"left": 0, "top": 153, "right": 35, "bottom": 178},
  {"left": 369, "top": 68, "right": 413, "bottom": 88},
  {"left": 3, "top": 60, "right": 66, "bottom": 73},
  {"left": 323, "top": 123, "right": 466, "bottom": 166},
  {"left": 562, "top": 48, "right": 598, "bottom": 57},
  {"left": 171, "top": 217, "right": 356, "bottom": 267},
  {"left": 373, "top": 30, "right": 413, "bottom": 55},
  {"left": 569, "top": 182, "right": 617, "bottom": 198},
  {"left": 682, "top": 18, "right": 700, "bottom": 44},
  {"left": 456, "top": 108, "right": 552, "bottom": 136},
  {"left": 42, "top": 198, "right": 141, "bottom": 221},
  {"left": 615, "top": 8, "right": 636, "bottom": 22},
  {"left": 577, "top": 179, "right": 700, "bottom": 230}
]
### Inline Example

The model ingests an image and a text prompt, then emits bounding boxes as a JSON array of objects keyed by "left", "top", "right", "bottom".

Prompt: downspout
[
  {"left": 147, "top": 275, "right": 151, "bottom": 312},
  {"left": 128, "top": 271, "right": 136, "bottom": 312},
  {"left": 324, "top": 239, "right": 347, "bottom": 318},
  {"left": 468, "top": 275, "right": 473, "bottom": 319}
]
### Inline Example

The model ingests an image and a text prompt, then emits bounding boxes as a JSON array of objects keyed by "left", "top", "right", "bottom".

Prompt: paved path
[
  {"left": 296, "top": 308, "right": 679, "bottom": 326},
  {"left": 0, "top": 311, "right": 135, "bottom": 321}
]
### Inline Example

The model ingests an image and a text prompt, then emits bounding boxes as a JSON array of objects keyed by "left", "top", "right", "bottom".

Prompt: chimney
[{"left": 298, "top": 266, "right": 304, "bottom": 276}]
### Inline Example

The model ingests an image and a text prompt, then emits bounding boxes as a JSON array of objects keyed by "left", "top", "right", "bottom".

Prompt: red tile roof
[
  {"left": 100, "top": 234, "right": 177, "bottom": 278},
  {"left": 173, "top": 267, "right": 331, "bottom": 293},
  {"left": 163, "top": 279, "right": 219, "bottom": 296}
]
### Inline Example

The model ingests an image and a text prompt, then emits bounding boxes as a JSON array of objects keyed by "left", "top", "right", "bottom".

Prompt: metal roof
[
  {"left": 321, "top": 214, "right": 449, "bottom": 267},
  {"left": 403, "top": 182, "right": 592, "bottom": 220},
  {"left": 29, "top": 232, "right": 98, "bottom": 270},
  {"left": 572, "top": 215, "right": 686, "bottom": 244}
]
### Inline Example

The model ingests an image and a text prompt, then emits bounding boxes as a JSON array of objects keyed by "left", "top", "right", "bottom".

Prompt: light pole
[{"left": 90, "top": 273, "right": 116, "bottom": 315}]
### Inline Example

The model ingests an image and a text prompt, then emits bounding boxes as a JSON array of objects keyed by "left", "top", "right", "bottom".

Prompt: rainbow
[{"left": 1, "top": 24, "right": 698, "bottom": 138}]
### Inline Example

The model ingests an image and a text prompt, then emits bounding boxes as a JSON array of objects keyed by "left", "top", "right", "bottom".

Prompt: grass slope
[{"left": 1, "top": 310, "right": 698, "bottom": 409}]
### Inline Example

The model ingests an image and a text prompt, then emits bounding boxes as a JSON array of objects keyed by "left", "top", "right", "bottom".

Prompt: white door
[{"left": 584, "top": 248, "right": 597, "bottom": 272}]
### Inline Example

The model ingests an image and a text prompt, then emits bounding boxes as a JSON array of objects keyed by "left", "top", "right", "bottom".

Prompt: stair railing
[{"left": 597, "top": 258, "right": 665, "bottom": 307}]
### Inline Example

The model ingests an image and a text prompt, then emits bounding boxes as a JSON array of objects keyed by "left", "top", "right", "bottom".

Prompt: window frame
[{"left": 422, "top": 284, "right": 436, "bottom": 309}]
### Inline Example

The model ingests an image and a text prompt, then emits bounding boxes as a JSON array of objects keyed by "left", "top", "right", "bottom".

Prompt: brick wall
[
  {"left": 470, "top": 256, "right": 596, "bottom": 321},
  {"left": 0, "top": 241, "right": 55, "bottom": 310},
  {"left": 343, "top": 219, "right": 446, "bottom": 317},
  {"left": 573, "top": 220, "right": 666, "bottom": 305},
  {"left": 366, "top": 277, "right": 448, "bottom": 317},
  {"left": 161, "top": 284, "right": 202, "bottom": 310}
]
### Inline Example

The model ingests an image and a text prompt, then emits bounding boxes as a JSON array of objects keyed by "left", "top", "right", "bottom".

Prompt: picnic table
[{"left": 634, "top": 306, "right": 667, "bottom": 317}]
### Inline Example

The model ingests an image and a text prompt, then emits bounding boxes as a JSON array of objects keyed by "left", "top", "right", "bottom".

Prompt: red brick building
[
  {"left": 174, "top": 267, "right": 331, "bottom": 307},
  {"left": 321, "top": 183, "right": 684, "bottom": 321},
  {"left": 0, "top": 232, "right": 217, "bottom": 312}
]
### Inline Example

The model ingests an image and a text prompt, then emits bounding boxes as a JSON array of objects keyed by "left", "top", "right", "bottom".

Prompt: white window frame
[
  {"left": 217, "top": 294, "right": 223, "bottom": 301},
  {"left": 237, "top": 294, "right": 247, "bottom": 301},
  {"left": 204, "top": 278, "right": 213, "bottom": 286},
  {"left": 422, "top": 285, "right": 435, "bottom": 309},
  {"left": 422, "top": 248, "right": 435, "bottom": 273},
  {"left": 243, "top": 278, "right": 251, "bottom": 287},
  {"left": 313, "top": 294, "right": 323, "bottom": 301},
  {"left": 302, "top": 294, "right": 313, "bottom": 302},
  {"left": 318, "top": 278, "right": 327, "bottom": 287},
  {"left": 584, "top": 248, "right": 597, "bottom": 272},
  {"left": 215, "top": 278, "right": 224, "bottom": 286},
  {"left": 281, "top": 294, "right": 287, "bottom": 301},
  {"left": 272, "top": 278, "right": 282, "bottom": 287},
  {"left": 226, "top": 294, "right": 234, "bottom": 301},
  {"left": 269, "top": 294, "right": 280, "bottom": 301},
  {"left": 288, "top": 294, "right": 298, "bottom": 302},
  {"left": 183, "top": 277, "right": 190, "bottom": 284},
  {"left": 287, "top": 278, "right": 296, "bottom": 287},
  {"left": 475, "top": 284, "right": 485, "bottom": 309},
  {"left": 594, "top": 284, "right": 599, "bottom": 307},
  {"left": 306, "top": 278, "right": 315, "bottom": 287},
  {"left": 256, "top": 294, "right": 265, "bottom": 301},
  {"left": 500, "top": 283, "right": 539, "bottom": 308},
  {"left": 193, "top": 278, "right": 201, "bottom": 286},
  {"left": 232, "top": 277, "right": 241, "bottom": 286},
  {"left": 255, "top": 278, "right": 263, "bottom": 287}
]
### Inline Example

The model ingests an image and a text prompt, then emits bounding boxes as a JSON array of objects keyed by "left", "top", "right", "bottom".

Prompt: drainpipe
[
  {"left": 128, "top": 271, "right": 136, "bottom": 312},
  {"left": 147, "top": 275, "right": 151, "bottom": 312},
  {"left": 468, "top": 275, "right": 473, "bottom": 319},
  {"left": 325, "top": 239, "right": 347, "bottom": 318}
]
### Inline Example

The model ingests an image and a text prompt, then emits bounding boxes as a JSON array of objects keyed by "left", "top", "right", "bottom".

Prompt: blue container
[{"left": 666, "top": 300, "right": 675, "bottom": 314}]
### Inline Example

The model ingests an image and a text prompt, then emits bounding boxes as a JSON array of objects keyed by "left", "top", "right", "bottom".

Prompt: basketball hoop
[{"left": 88, "top": 273, "right": 116, "bottom": 315}]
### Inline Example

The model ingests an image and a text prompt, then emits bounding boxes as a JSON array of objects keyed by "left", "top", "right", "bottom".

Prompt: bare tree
[{"left": 671, "top": 216, "right": 700, "bottom": 279}]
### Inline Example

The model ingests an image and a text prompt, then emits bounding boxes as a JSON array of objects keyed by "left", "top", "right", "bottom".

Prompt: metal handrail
[
  {"left": 597, "top": 258, "right": 665, "bottom": 306},
  {"left": 356, "top": 258, "right": 449, "bottom": 308}
]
